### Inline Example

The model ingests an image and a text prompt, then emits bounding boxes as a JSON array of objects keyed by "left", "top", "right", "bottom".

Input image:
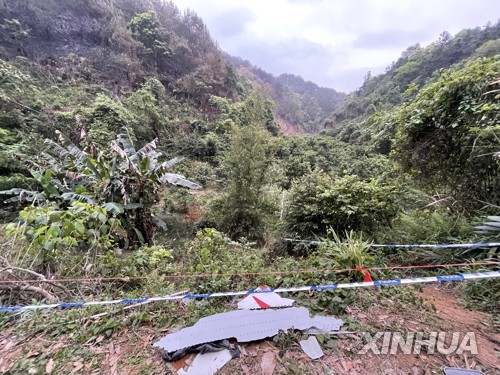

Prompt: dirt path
[{"left": 1, "top": 285, "right": 498, "bottom": 374}]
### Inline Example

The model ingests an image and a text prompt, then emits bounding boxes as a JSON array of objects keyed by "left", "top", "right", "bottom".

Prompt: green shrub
[
  {"left": 98, "top": 245, "right": 175, "bottom": 278},
  {"left": 284, "top": 171, "right": 400, "bottom": 238},
  {"left": 393, "top": 57, "right": 500, "bottom": 208},
  {"left": 5, "top": 202, "right": 120, "bottom": 275},
  {"left": 462, "top": 278, "right": 500, "bottom": 314},
  {"left": 183, "top": 228, "right": 271, "bottom": 292}
]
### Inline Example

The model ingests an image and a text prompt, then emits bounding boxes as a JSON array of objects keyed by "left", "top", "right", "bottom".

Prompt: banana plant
[{"left": 1, "top": 127, "right": 202, "bottom": 246}]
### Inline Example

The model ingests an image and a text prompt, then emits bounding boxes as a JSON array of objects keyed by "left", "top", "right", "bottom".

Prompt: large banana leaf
[
  {"left": 117, "top": 129, "right": 136, "bottom": 158},
  {"left": 0, "top": 188, "right": 45, "bottom": 203},
  {"left": 160, "top": 157, "right": 183, "bottom": 169},
  {"left": 159, "top": 173, "right": 202, "bottom": 189},
  {"left": 102, "top": 202, "right": 125, "bottom": 215},
  {"left": 61, "top": 192, "right": 95, "bottom": 204}
]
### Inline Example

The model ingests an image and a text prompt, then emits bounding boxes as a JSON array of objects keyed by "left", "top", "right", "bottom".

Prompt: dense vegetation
[
  {"left": 0, "top": 2, "right": 498, "bottom": 373},
  {"left": 226, "top": 54, "right": 346, "bottom": 133}
]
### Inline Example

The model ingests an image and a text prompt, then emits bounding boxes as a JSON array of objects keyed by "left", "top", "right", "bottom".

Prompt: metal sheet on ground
[
  {"left": 299, "top": 336, "right": 324, "bottom": 359},
  {"left": 178, "top": 349, "right": 232, "bottom": 375},
  {"left": 154, "top": 307, "right": 343, "bottom": 353}
]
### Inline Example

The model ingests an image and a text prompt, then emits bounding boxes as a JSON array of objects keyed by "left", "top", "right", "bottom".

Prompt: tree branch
[
  {"left": 0, "top": 284, "right": 58, "bottom": 302},
  {"left": 0, "top": 255, "right": 47, "bottom": 280}
]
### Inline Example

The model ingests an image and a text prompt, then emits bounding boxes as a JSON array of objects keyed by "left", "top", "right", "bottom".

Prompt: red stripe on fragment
[{"left": 252, "top": 296, "right": 271, "bottom": 309}]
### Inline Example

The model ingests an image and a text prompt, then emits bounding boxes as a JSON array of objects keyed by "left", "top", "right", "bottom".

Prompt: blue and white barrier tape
[
  {"left": 281, "top": 238, "right": 500, "bottom": 248},
  {"left": 1, "top": 271, "right": 499, "bottom": 312}
]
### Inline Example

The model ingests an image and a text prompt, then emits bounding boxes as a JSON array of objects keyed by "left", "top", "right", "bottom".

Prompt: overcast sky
[{"left": 170, "top": 0, "right": 498, "bottom": 92}]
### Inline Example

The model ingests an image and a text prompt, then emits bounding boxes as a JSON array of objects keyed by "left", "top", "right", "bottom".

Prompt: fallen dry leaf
[
  {"left": 46, "top": 358, "right": 55, "bottom": 374},
  {"left": 90, "top": 347, "right": 108, "bottom": 355},
  {"left": 72, "top": 361, "right": 84, "bottom": 373},
  {"left": 0, "top": 339, "right": 17, "bottom": 354},
  {"left": 345, "top": 360, "right": 353, "bottom": 370},
  {"left": 335, "top": 362, "right": 345, "bottom": 373},
  {"left": 260, "top": 352, "right": 276, "bottom": 375},
  {"left": 95, "top": 335, "right": 105, "bottom": 344},
  {"left": 340, "top": 358, "right": 348, "bottom": 371},
  {"left": 110, "top": 361, "right": 118, "bottom": 375},
  {"left": 26, "top": 350, "right": 40, "bottom": 358},
  {"left": 49, "top": 341, "right": 67, "bottom": 353},
  {"left": 241, "top": 364, "right": 252, "bottom": 375}
]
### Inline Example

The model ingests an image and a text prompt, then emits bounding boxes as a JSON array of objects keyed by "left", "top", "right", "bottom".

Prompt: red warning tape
[{"left": 0, "top": 261, "right": 498, "bottom": 284}]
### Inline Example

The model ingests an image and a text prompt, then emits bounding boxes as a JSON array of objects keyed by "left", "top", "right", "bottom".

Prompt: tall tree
[{"left": 209, "top": 123, "right": 272, "bottom": 241}]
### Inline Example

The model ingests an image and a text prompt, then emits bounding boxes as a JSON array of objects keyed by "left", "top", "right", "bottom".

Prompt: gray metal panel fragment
[
  {"left": 178, "top": 349, "right": 232, "bottom": 375},
  {"left": 299, "top": 336, "right": 324, "bottom": 359},
  {"left": 309, "top": 316, "right": 343, "bottom": 332},
  {"left": 443, "top": 368, "right": 484, "bottom": 375},
  {"left": 154, "top": 307, "right": 343, "bottom": 353}
]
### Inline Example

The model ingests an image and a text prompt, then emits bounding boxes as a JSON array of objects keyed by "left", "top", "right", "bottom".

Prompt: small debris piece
[
  {"left": 154, "top": 307, "right": 343, "bottom": 354},
  {"left": 307, "top": 316, "right": 345, "bottom": 333},
  {"left": 237, "top": 285, "right": 294, "bottom": 310},
  {"left": 299, "top": 336, "right": 324, "bottom": 359},
  {"left": 167, "top": 353, "right": 194, "bottom": 374},
  {"left": 178, "top": 349, "right": 232, "bottom": 375},
  {"left": 443, "top": 368, "right": 484, "bottom": 375}
]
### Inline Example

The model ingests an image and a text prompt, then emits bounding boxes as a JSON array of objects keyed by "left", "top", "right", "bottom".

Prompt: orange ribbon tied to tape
[{"left": 355, "top": 265, "right": 373, "bottom": 282}]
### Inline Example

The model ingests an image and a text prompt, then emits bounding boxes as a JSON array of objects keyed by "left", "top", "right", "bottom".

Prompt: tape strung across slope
[
  {"left": 1, "top": 271, "right": 499, "bottom": 312},
  {"left": 281, "top": 238, "right": 500, "bottom": 248}
]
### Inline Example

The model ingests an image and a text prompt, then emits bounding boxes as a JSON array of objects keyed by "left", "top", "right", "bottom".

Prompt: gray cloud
[
  {"left": 353, "top": 29, "right": 435, "bottom": 49},
  {"left": 172, "top": 0, "right": 499, "bottom": 92},
  {"left": 209, "top": 6, "right": 256, "bottom": 38}
]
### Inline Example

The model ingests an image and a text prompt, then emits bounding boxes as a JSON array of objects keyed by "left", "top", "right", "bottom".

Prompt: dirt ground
[{"left": 1, "top": 285, "right": 499, "bottom": 374}]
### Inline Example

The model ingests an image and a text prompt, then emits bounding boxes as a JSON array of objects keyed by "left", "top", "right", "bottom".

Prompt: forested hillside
[
  {"left": 324, "top": 23, "right": 500, "bottom": 144},
  {"left": 226, "top": 54, "right": 346, "bottom": 133},
  {"left": 321, "top": 22, "right": 500, "bottom": 210},
  {"left": 0, "top": 1, "right": 499, "bottom": 373},
  {"left": 0, "top": 0, "right": 241, "bottom": 105}
]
